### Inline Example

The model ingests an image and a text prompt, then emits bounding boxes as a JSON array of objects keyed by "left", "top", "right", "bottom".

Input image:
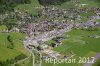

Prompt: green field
[
  {"left": 0, "top": 25, "right": 30, "bottom": 63},
  {"left": 54, "top": 29, "right": 100, "bottom": 54},
  {"left": 15, "top": 0, "right": 42, "bottom": 16},
  {"left": 51, "top": 29, "right": 100, "bottom": 66},
  {"left": 40, "top": 29, "right": 100, "bottom": 66},
  {"left": 0, "top": 32, "right": 29, "bottom": 61},
  {"left": 56, "top": 0, "right": 100, "bottom": 9},
  {"left": 93, "top": 59, "right": 100, "bottom": 66}
]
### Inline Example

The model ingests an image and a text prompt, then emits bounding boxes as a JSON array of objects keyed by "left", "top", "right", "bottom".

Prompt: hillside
[{"left": 0, "top": 0, "right": 100, "bottom": 66}]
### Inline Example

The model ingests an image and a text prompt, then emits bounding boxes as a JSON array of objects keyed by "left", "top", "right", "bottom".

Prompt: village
[
  {"left": 0, "top": 4, "right": 100, "bottom": 66},
  {"left": 21, "top": 6, "right": 100, "bottom": 66},
  {"left": 0, "top": 0, "right": 100, "bottom": 66}
]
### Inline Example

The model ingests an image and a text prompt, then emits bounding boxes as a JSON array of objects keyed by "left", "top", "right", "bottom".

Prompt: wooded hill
[{"left": 0, "top": 0, "right": 30, "bottom": 14}]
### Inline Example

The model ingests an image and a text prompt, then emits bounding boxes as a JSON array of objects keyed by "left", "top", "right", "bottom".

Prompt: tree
[
  {"left": 0, "top": 0, "right": 31, "bottom": 14},
  {"left": 38, "top": 0, "right": 70, "bottom": 5},
  {"left": 7, "top": 35, "right": 14, "bottom": 49},
  {"left": 3, "top": 15, "right": 17, "bottom": 30},
  {"left": 14, "top": 54, "right": 27, "bottom": 62}
]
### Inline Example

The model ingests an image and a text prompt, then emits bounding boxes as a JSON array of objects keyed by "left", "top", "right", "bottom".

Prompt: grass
[
  {"left": 0, "top": 25, "right": 7, "bottom": 30},
  {"left": 36, "top": 29, "right": 100, "bottom": 66},
  {"left": 16, "top": 55, "right": 32, "bottom": 66},
  {"left": 0, "top": 47, "right": 20, "bottom": 61},
  {"left": 93, "top": 59, "right": 100, "bottom": 66},
  {"left": 0, "top": 26, "right": 30, "bottom": 61},
  {"left": 57, "top": 0, "right": 100, "bottom": 9},
  {"left": 15, "top": 0, "right": 42, "bottom": 16},
  {"left": 51, "top": 29, "right": 100, "bottom": 66},
  {"left": 54, "top": 29, "right": 100, "bottom": 54},
  {"left": 80, "top": 12, "right": 95, "bottom": 22},
  {"left": 96, "top": 19, "right": 100, "bottom": 22}
]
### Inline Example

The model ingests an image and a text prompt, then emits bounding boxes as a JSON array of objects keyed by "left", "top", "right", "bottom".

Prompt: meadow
[
  {"left": 0, "top": 25, "right": 30, "bottom": 62},
  {"left": 52, "top": 29, "right": 100, "bottom": 66}
]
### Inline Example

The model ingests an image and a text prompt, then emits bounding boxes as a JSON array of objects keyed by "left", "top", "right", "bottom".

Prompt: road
[
  {"left": 24, "top": 23, "right": 73, "bottom": 66},
  {"left": 84, "top": 53, "right": 100, "bottom": 66},
  {"left": 11, "top": 54, "right": 31, "bottom": 66}
]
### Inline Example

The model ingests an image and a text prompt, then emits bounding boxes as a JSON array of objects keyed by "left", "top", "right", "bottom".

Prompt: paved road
[
  {"left": 84, "top": 53, "right": 100, "bottom": 66},
  {"left": 24, "top": 23, "right": 73, "bottom": 66}
]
